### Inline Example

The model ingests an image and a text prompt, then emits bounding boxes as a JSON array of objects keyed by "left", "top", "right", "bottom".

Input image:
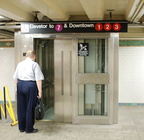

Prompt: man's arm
[{"left": 36, "top": 80, "right": 42, "bottom": 98}]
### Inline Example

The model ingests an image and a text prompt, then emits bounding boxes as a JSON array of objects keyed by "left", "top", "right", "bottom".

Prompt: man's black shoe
[
  {"left": 20, "top": 130, "right": 25, "bottom": 132},
  {"left": 26, "top": 129, "right": 39, "bottom": 133}
]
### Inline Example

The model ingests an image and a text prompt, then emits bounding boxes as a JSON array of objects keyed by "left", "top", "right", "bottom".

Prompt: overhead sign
[
  {"left": 21, "top": 20, "right": 128, "bottom": 34},
  {"left": 78, "top": 43, "right": 89, "bottom": 56}
]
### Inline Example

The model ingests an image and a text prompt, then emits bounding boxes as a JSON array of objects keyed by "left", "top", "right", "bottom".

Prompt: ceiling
[{"left": 0, "top": 0, "right": 144, "bottom": 39}]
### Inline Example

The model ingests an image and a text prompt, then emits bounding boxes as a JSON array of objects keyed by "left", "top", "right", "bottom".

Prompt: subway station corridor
[
  {"left": 0, "top": 0, "right": 144, "bottom": 140},
  {"left": 1, "top": 106, "right": 144, "bottom": 140}
]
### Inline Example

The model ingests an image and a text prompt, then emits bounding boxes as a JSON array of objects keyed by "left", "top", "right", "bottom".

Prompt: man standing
[{"left": 13, "top": 50, "right": 44, "bottom": 133}]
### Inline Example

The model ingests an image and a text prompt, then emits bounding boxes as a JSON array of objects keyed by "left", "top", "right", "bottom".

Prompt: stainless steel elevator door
[{"left": 54, "top": 39, "right": 74, "bottom": 123}]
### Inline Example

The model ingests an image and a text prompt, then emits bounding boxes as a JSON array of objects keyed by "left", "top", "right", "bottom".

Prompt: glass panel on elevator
[
  {"left": 78, "top": 39, "right": 108, "bottom": 116},
  {"left": 78, "top": 84, "right": 108, "bottom": 116},
  {"left": 78, "top": 39, "right": 108, "bottom": 73}
]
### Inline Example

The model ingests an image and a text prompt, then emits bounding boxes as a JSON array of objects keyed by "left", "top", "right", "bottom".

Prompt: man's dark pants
[{"left": 17, "top": 80, "right": 38, "bottom": 132}]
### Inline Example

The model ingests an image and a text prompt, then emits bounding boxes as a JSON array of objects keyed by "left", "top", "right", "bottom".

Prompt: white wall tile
[
  {"left": 1, "top": 43, "right": 144, "bottom": 104},
  {"left": 119, "top": 47, "right": 144, "bottom": 103},
  {"left": 0, "top": 48, "right": 15, "bottom": 101}
]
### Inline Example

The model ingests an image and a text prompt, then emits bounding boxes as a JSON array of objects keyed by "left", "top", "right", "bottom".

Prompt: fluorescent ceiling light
[{"left": 0, "top": 15, "right": 4, "bottom": 19}]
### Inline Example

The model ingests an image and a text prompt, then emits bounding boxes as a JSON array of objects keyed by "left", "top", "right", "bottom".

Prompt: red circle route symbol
[
  {"left": 95, "top": 23, "right": 103, "bottom": 31},
  {"left": 104, "top": 23, "right": 112, "bottom": 31},
  {"left": 113, "top": 23, "right": 121, "bottom": 31}
]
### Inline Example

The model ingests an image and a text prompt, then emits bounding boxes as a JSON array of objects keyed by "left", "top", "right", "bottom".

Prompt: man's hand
[{"left": 37, "top": 92, "right": 42, "bottom": 99}]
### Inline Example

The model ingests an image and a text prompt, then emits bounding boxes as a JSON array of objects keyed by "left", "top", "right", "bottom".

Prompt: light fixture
[{"left": 0, "top": 15, "right": 4, "bottom": 19}]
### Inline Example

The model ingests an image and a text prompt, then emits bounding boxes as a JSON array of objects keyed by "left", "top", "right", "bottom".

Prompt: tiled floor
[{"left": 1, "top": 106, "right": 144, "bottom": 140}]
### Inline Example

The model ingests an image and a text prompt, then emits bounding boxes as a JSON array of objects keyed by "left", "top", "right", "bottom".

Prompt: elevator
[
  {"left": 34, "top": 39, "right": 54, "bottom": 120},
  {"left": 15, "top": 32, "right": 119, "bottom": 124}
]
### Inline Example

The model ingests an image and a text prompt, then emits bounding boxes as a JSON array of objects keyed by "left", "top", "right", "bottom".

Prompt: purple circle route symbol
[{"left": 55, "top": 24, "right": 63, "bottom": 32}]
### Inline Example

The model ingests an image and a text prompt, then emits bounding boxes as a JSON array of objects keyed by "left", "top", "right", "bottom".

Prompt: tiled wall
[
  {"left": 0, "top": 48, "right": 15, "bottom": 101},
  {"left": 1, "top": 41, "right": 144, "bottom": 105},
  {"left": 0, "top": 33, "right": 33, "bottom": 102},
  {"left": 119, "top": 47, "right": 144, "bottom": 104}
]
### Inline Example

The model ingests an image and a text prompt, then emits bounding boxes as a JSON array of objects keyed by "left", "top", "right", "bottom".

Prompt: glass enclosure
[{"left": 78, "top": 39, "right": 108, "bottom": 116}]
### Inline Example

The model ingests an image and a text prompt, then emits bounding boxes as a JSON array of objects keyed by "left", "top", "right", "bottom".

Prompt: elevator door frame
[{"left": 16, "top": 32, "right": 118, "bottom": 124}]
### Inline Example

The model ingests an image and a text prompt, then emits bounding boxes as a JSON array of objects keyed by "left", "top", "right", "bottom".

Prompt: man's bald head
[{"left": 26, "top": 50, "right": 36, "bottom": 60}]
